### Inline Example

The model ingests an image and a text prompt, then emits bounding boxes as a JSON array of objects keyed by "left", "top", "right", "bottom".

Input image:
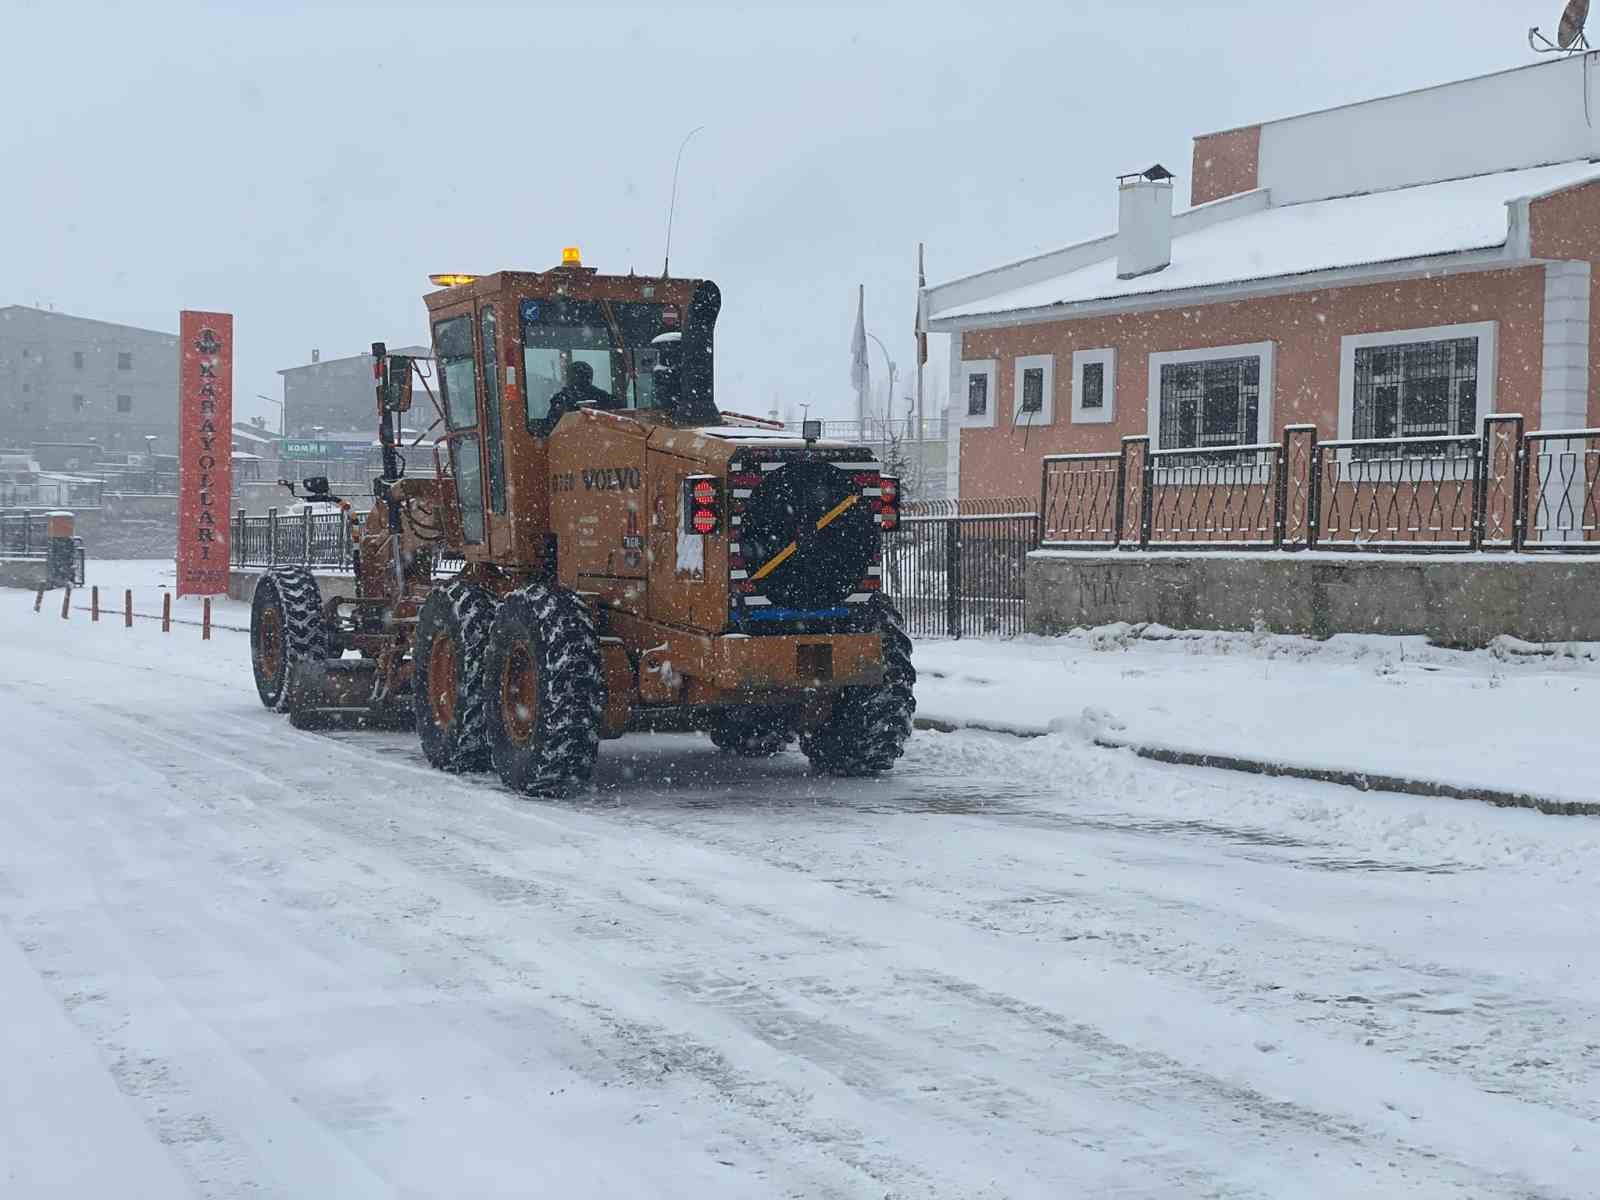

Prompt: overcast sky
[{"left": 0, "top": 0, "right": 1560, "bottom": 429}]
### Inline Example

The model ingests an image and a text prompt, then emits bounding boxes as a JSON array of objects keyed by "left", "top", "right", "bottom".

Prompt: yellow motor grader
[{"left": 249, "top": 253, "right": 914, "bottom": 796}]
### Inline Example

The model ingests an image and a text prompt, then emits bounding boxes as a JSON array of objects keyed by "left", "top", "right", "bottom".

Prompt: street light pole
[
  {"left": 865, "top": 332, "right": 896, "bottom": 441},
  {"left": 255, "top": 393, "right": 284, "bottom": 439}
]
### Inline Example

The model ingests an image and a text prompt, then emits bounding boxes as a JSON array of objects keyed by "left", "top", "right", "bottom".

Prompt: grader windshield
[{"left": 520, "top": 295, "right": 718, "bottom": 428}]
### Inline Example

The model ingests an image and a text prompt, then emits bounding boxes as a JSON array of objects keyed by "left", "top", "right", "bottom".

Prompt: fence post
[
  {"left": 234, "top": 509, "right": 245, "bottom": 567},
  {"left": 267, "top": 506, "right": 278, "bottom": 567},
  {"left": 1280, "top": 425, "right": 1317, "bottom": 550},
  {"left": 301, "top": 506, "right": 313, "bottom": 564},
  {"left": 1478, "top": 414, "right": 1524, "bottom": 552},
  {"left": 1119, "top": 437, "right": 1150, "bottom": 549},
  {"left": 945, "top": 518, "right": 962, "bottom": 639}
]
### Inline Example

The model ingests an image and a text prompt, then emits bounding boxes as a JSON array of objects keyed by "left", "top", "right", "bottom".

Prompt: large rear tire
[
  {"left": 413, "top": 578, "right": 496, "bottom": 772},
  {"left": 250, "top": 566, "right": 330, "bottom": 711},
  {"left": 800, "top": 599, "right": 916, "bottom": 776},
  {"left": 483, "top": 584, "right": 604, "bottom": 798},
  {"left": 708, "top": 709, "right": 795, "bottom": 758}
]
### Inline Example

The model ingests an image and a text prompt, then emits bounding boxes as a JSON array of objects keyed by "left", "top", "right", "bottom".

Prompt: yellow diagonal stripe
[
  {"left": 750, "top": 495, "right": 861, "bottom": 584},
  {"left": 750, "top": 540, "right": 797, "bottom": 581},
  {"left": 814, "top": 493, "right": 859, "bottom": 531}
]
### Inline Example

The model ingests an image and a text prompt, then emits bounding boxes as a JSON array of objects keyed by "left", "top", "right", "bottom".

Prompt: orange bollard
[
  {"left": 162, "top": 592, "right": 172, "bottom": 633},
  {"left": 125, "top": 589, "right": 133, "bottom": 629},
  {"left": 35, "top": 585, "right": 45, "bottom": 613},
  {"left": 60, "top": 586, "right": 71, "bottom": 619},
  {"left": 202, "top": 597, "right": 212, "bottom": 641},
  {"left": 91, "top": 585, "right": 100, "bottom": 622}
]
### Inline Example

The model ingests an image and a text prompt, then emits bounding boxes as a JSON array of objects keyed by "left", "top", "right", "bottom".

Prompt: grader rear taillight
[
  {"left": 878, "top": 475, "right": 901, "bottom": 531},
  {"left": 684, "top": 475, "right": 723, "bottom": 535}
]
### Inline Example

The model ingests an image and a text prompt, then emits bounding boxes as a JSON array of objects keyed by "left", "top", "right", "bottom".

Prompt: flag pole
[{"left": 915, "top": 242, "right": 926, "bottom": 471}]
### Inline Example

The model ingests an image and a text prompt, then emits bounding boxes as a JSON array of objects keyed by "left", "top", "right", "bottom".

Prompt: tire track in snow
[{"left": 62, "top": 694, "right": 1587, "bottom": 1200}]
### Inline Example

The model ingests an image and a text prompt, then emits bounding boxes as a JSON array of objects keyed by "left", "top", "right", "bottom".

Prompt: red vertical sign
[{"left": 177, "top": 311, "right": 233, "bottom": 596}]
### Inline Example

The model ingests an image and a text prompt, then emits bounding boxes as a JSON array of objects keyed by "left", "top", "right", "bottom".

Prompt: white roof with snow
[{"left": 931, "top": 160, "right": 1600, "bottom": 323}]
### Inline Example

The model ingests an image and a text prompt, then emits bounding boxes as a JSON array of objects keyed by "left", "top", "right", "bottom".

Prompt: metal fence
[
  {"left": 883, "top": 498, "right": 1037, "bottom": 638},
  {"left": 0, "top": 511, "right": 86, "bottom": 584},
  {"left": 1523, "top": 427, "right": 1600, "bottom": 551},
  {"left": 232, "top": 507, "right": 464, "bottom": 576},
  {"left": 1041, "top": 415, "right": 1599, "bottom": 553},
  {"left": 233, "top": 507, "right": 358, "bottom": 570}
]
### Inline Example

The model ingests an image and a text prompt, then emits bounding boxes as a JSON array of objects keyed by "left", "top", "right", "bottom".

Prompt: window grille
[
  {"left": 1352, "top": 337, "right": 1477, "bottom": 455},
  {"left": 1158, "top": 355, "right": 1260, "bottom": 449},
  {"left": 967, "top": 372, "right": 988, "bottom": 416},
  {"left": 1080, "top": 361, "right": 1105, "bottom": 410},
  {"left": 1020, "top": 366, "right": 1044, "bottom": 413}
]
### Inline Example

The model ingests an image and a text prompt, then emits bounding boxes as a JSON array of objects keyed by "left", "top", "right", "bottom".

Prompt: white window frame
[
  {"left": 1012, "top": 354, "right": 1055, "bottom": 428},
  {"left": 1336, "top": 321, "right": 1497, "bottom": 442},
  {"left": 1146, "top": 340, "right": 1276, "bottom": 449},
  {"left": 1071, "top": 347, "right": 1116, "bottom": 424},
  {"left": 960, "top": 358, "right": 997, "bottom": 429}
]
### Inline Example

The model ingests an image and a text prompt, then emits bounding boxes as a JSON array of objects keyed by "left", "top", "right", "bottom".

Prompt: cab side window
[
  {"left": 479, "top": 308, "right": 507, "bottom": 514},
  {"left": 433, "top": 315, "right": 485, "bottom": 544}
]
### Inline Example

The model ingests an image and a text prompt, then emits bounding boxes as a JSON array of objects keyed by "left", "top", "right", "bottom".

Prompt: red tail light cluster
[
  {"left": 684, "top": 474, "right": 722, "bottom": 535},
  {"left": 878, "top": 474, "right": 901, "bottom": 531}
]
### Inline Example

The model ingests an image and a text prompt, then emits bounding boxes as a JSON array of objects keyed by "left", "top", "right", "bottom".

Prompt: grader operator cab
[{"left": 249, "top": 254, "right": 915, "bottom": 796}]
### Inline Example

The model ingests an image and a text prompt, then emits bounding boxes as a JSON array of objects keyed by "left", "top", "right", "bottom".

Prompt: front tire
[
  {"left": 800, "top": 599, "right": 916, "bottom": 776},
  {"left": 484, "top": 584, "right": 604, "bottom": 797},
  {"left": 413, "top": 578, "right": 496, "bottom": 772},
  {"left": 251, "top": 566, "right": 330, "bottom": 711}
]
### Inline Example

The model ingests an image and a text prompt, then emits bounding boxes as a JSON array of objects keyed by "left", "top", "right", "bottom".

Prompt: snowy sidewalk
[
  {"left": 63, "top": 560, "right": 1600, "bottom": 809},
  {"left": 913, "top": 625, "right": 1600, "bottom": 810}
]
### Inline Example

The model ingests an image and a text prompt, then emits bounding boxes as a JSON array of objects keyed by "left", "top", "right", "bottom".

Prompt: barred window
[
  {"left": 1080, "top": 361, "right": 1104, "bottom": 410},
  {"left": 1020, "top": 366, "right": 1044, "bottom": 413},
  {"left": 967, "top": 371, "right": 988, "bottom": 416},
  {"left": 1158, "top": 355, "right": 1260, "bottom": 450},
  {"left": 1353, "top": 337, "right": 1477, "bottom": 449}
]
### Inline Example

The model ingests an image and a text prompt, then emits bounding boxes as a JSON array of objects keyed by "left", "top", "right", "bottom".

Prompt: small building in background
[
  {"left": 279, "top": 345, "right": 432, "bottom": 438},
  {"left": 924, "top": 54, "right": 1600, "bottom": 499},
  {"left": 0, "top": 306, "right": 180, "bottom": 457}
]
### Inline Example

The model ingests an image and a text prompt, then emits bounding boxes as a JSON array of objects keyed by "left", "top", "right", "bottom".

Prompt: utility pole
[{"left": 866, "top": 331, "right": 896, "bottom": 444}]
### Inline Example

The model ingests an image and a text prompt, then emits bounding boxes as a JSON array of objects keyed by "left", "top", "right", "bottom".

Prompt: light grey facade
[
  {"left": 279, "top": 346, "right": 430, "bottom": 437},
  {"left": 0, "top": 306, "right": 180, "bottom": 458}
]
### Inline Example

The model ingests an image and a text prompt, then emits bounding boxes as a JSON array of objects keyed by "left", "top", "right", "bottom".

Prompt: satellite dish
[
  {"left": 1559, "top": 0, "right": 1590, "bottom": 47},
  {"left": 1530, "top": 0, "right": 1591, "bottom": 52}
]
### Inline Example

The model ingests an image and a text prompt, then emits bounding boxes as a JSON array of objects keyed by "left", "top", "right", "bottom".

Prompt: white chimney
[{"left": 1116, "top": 165, "right": 1175, "bottom": 280}]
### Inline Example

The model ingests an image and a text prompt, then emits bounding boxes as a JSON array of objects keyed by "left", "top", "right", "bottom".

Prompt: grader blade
[{"left": 285, "top": 659, "right": 410, "bottom": 731}]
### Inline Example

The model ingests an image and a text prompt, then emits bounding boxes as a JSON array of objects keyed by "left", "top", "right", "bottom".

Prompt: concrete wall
[
  {"left": 1027, "top": 550, "right": 1600, "bottom": 647},
  {"left": 1256, "top": 55, "right": 1600, "bottom": 207}
]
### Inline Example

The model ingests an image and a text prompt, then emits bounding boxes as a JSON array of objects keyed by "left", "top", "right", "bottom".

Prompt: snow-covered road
[{"left": 3, "top": 589, "right": 1598, "bottom": 1198}]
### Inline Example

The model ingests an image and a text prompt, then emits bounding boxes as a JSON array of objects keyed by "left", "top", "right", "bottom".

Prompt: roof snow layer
[{"left": 932, "top": 160, "right": 1600, "bottom": 322}]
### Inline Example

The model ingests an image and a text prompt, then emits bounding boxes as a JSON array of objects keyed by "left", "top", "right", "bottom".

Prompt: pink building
[{"left": 922, "top": 55, "right": 1600, "bottom": 502}]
